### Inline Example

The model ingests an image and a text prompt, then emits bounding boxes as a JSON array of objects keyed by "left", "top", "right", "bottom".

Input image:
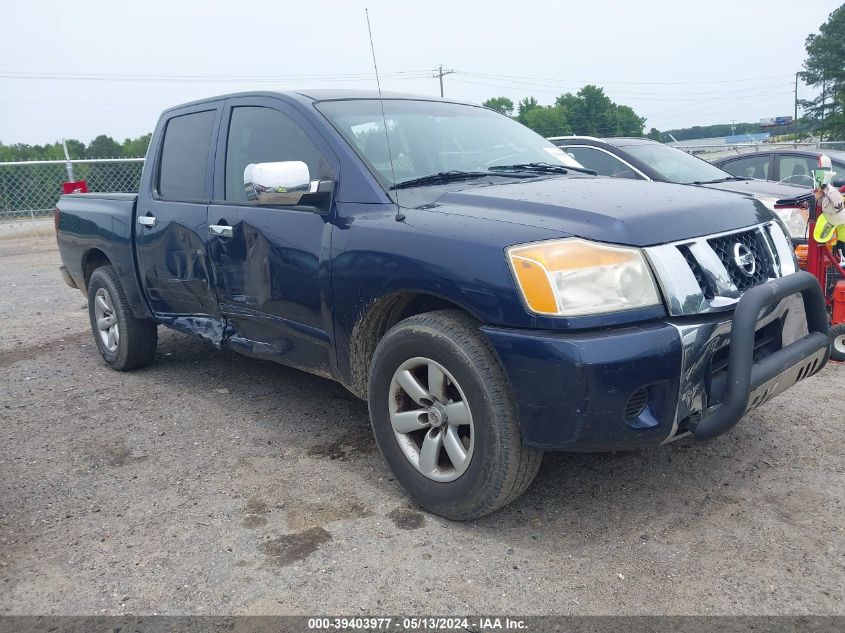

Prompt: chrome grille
[
  {"left": 678, "top": 244, "right": 714, "bottom": 300},
  {"left": 707, "top": 229, "right": 772, "bottom": 292},
  {"left": 645, "top": 222, "right": 796, "bottom": 317}
]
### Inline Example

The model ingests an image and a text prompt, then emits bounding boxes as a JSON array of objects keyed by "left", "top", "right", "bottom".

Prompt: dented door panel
[
  {"left": 206, "top": 206, "right": 334, "bottom": 375},
  {"left": 135, "top": 203, "right": 220, "bottom": 317}
]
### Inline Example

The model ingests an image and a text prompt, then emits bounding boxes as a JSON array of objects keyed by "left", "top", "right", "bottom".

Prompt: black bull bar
[{"left": 691, "top": 271, "right": 830, "bottom": 440}]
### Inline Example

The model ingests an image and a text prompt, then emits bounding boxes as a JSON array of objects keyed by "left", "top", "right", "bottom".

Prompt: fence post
[{"left": 62, "top": 139, "right": 74, "bottom": 182}]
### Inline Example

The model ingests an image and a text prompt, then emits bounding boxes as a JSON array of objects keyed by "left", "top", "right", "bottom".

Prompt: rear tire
[
  {"left": 87, "top": 266, "right": 157, "bottom": 370},
  {"left": 831, "top": 323, "right": 845, "bottom": 362},
  {"left": 368, "top": 309, "right": 542, "bottom": 520}
]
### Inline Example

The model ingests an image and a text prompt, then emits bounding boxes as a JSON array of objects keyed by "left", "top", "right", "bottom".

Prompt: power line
[
  {"left": 0, "top": 101, "right": 165, "bottom": 107},
  {"left": 0, "top": 70, "right": 433, "bottom": 83},
  {"left": 457, "top": 70, "right": 797, "bottom": 86},
  {"left": 649, "top": 86, "right": 795, "bottom": 117},
  {"left": 655, "top": 91, "right": 796, "bottom": 128},
  {"left": 451, "top": 74, "right": 793, "bottom": 97}
]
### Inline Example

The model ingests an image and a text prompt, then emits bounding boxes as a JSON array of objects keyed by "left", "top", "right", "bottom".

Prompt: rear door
[
  {"left": 135, "top": 105, "right": 223, "bottom": 329},
  {"left": 206, "top": 97, "right": 339, "bottom": 374}
]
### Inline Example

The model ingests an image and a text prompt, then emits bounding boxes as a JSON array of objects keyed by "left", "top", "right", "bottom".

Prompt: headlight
[
  {"left": 754, "top": 194, "right": 808, "bottom": 239},
  {"left": 507, "top": 238, "right": 662, "bottom": 316},
  {"left": 753, "top": 194, "right": 779, "bottom": 211},
  {"left": 773, "top": 206, "right": 809, "bottom": 239}
]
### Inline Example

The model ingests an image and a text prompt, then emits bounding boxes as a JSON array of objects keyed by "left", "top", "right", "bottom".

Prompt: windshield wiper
[
  {"left": 391, "top": 171, "right": 492, "bottom": 190},
  {"left": 488, "top": 162, "right": 597, "bottom": 176},
  {"left": 691, "top": 176, "right": 748, "bottom": 184}
]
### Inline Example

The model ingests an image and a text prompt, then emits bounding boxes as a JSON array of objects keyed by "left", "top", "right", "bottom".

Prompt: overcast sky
[{"left": 1, "top": 0, "right": 840, "bottom": 146}]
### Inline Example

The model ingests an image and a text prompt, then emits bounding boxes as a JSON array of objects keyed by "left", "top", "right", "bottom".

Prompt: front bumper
[{"left": 483, "top": 272, "right": 830, "bottom": 451}]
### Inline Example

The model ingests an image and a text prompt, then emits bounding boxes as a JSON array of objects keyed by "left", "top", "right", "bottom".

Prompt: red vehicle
[
  {"left": 62, "top": 180, "right": 88, "bottom": 195},
  {"left": 780, "top": 184, "right": 845, "bottom": 361}
]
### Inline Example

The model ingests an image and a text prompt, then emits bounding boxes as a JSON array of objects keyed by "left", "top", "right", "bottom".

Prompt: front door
[
  {"left": 135, "top": 106, "right": 223, "bottom": 338},
  {"left": 206, "top": 99, "right": 338, "bottom": 374}
]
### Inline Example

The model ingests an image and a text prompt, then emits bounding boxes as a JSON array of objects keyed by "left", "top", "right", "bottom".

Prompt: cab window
[
  {"left": 721, "top": 155, "right": 771, "bottom": 180},
  {"left": 158, "top": 110, "right": 216, "bottom": 200}
]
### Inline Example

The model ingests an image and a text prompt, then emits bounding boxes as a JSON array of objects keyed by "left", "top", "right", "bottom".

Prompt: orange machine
[{"left": 797, "top": 185, "right": 845, "bottom": 361}]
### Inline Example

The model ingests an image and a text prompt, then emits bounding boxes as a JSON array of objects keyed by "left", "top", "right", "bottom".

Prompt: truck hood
[
  {"left": 427, "top": 176, "right": 774, "bottom": 247},
  {"left": 699, "top": 179, "right": 810, "bottom": 200}
]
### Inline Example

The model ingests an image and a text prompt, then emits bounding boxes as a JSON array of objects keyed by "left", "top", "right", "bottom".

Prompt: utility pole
[
  {"left": 433, "top": 65, "right": 454, "bottom": 98},
  {"left": 793, "top": 72, "right": 799, "bottom": 145},
  {"left": 62, "top": 139, "right": 74, "bottom": 182}
]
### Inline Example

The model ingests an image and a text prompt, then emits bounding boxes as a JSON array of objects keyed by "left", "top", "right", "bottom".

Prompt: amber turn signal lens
[{"left": 509, "top": 256, "right": 558, "bottom": 313}]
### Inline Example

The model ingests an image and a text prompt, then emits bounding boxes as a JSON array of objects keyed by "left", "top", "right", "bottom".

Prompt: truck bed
[{"left": 55, "top": 192, "right": 150, "bottom": 319}]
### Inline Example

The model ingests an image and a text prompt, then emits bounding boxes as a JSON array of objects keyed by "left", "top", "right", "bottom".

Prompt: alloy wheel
[
  {"left": 93, "top": 288, "right": 119, "bottom": 353},
  {"left": 388, "top": 357, "right": 474, "bottom": 482}
]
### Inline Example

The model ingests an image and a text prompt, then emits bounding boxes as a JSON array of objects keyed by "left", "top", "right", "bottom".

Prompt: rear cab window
[
  {"left": 157, "top": 110, "right": 217, "bottom": 200},
  {"left": 563, "top": 146, "right": 642, "bottom": 179}
]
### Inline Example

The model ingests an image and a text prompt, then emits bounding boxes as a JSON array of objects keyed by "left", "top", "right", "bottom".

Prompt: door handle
[
  {"left": 208, "top": 224, "right": 233, "bottom": 238},
  {"left": 137, "top": 215, "right": 157, "bottom": 227}
]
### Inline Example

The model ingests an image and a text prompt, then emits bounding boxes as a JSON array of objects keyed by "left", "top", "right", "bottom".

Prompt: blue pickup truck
[{"left": 55, "top": 90, "right": 831, "bottom": 519}]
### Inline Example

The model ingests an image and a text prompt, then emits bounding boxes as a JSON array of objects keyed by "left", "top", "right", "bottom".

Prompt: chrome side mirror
[{"left": 244, "top": 161, "right": 331, "bottom": 207}]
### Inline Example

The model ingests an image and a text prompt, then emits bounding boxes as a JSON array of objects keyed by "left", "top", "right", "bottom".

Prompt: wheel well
[
  {"left": 82, "top": 249, "right": 112, "bottom": 289},
  {"left": 348, "top": 292, "right": 477, "bottom": 398}
]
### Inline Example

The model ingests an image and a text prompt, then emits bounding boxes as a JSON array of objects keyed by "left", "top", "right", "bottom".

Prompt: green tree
[
  {"left": 799, "top": 4, "right": 845, "bottom": 140},
  {"left": 86, "top": 135, "right": 123, "bottom": 158},
  {"left": 491, "top": 87, "right": 647, "bottom": 138},
  {"left": 569, "top": 85, "right": 615, "bottom": 136},
  {"left": 482, "top": 97, "right": 514, "bottom": 117},
  {"left": 519, "top": 106, "right": 571, "bottom": 137},
  {"left": 64, "top": 139, "right": 87, "bottom": 159},
  {"left": 0, "top": 134, "right": 152, "bottom": 161},
  {"left": 647, "top": 127, "right": 662, "bottom": 141},
  {"left": 122, "top": 133, "right": 152, "bottom": 158},
  {"left": 517, "top": 97, "right": 540, "bottom": 120},
  {"left": 555, "top": 86, "right": 645, "bottom": 137},
  {"left": 614, "top": 105, "right": 646, "bottom": 136}
]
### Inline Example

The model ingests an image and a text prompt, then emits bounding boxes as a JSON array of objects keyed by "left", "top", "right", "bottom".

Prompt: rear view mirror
[{"left": 244, "top": 161, "right": 332, "bottom": 207}]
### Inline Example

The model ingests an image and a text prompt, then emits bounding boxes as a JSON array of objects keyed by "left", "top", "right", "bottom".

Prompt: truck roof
[{"left": 163, "top": 90, "right": 472, "bottom": 114}]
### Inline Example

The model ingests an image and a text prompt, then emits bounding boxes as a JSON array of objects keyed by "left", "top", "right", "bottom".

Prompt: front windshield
[
  {"left": 316, "top": 99, "right": 582, "bottom": 188},
  {"left": 622, "top": 142, "right": 732, "bottom": 184}
]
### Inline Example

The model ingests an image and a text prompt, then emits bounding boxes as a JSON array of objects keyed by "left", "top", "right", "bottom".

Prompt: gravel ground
[{"left": 0, "top": 233, "right": 843, "bottom": 616}]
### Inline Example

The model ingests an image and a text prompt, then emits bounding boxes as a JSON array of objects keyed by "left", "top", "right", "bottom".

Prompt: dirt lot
[{"left": 0, "top": 232, "right": 843, "bottom": 616}]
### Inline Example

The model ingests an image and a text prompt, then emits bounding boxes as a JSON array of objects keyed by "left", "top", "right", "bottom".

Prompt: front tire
[
  {"left": 87, "top": 266, "right": 157, "bottom": 370},
  {"left": 368, "top": 310, "right": 542, "bottom": 520},
  {"left": 831, "top": 323, "right": 845, "bottom": 362}
]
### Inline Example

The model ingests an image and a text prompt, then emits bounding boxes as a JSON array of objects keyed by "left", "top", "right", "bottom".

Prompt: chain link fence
[
  {"left": 677, "top": 141, "right": 845, "bottom": 162},
  {"left": 0, "top": 158, "right": 144, "bottom": 221}
]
